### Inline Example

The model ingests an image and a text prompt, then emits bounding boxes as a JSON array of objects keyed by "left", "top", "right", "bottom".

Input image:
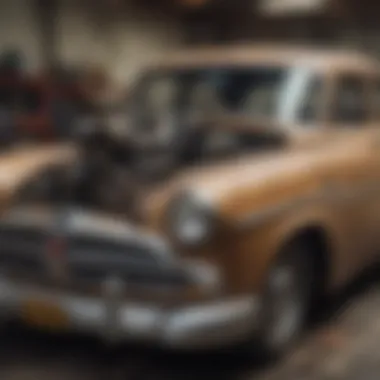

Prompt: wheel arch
[{"left": 274, "top": 224, "right": 333, "bottom": 300}]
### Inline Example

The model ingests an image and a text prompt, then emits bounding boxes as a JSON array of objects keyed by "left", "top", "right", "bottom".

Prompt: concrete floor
[{"left": 1, "top": 265, "right": 380, "bottom": 380}]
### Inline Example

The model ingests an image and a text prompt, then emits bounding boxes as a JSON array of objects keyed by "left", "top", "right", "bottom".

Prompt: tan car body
[
  {"left": 140, "top": 46, "right": 380, "bottom": 299},
  {"left": 0, "top": 46, "right": 380, "bottom": 333},
  {"left": 145, "top": 129, "right": 380, "bottom": 296},
  {"left": 0, "top": 144, "right": 77, "bottom": 205}
]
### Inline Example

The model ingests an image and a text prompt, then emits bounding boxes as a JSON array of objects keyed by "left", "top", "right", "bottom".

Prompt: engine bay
[{"left": 18, "top": 116, "right": 286, "bottom": 219}]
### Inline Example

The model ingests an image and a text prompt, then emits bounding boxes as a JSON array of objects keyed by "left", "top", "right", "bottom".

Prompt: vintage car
[{"left": 0, "top": 45, "right": 378, "bottom": 357}]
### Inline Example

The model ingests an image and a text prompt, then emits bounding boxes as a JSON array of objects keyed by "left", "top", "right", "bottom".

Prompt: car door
[{"left": 327, "top": 72, "right": 378, "bottom": 275}]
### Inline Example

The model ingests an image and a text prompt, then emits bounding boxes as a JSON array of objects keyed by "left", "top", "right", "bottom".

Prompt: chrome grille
[
  {"left": 0, "top": 226, "right": 47, "bottom": 274},
  {"left": 67, "top": 236, "right": 188, "bottom": 286},
  {"left": 0, "top": 220, "right": 189, "bottom": 287}
]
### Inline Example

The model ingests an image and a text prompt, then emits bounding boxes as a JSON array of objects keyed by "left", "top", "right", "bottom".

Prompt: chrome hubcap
[{"left": 266, "top": 265, "right": 303, "bottom": 349}]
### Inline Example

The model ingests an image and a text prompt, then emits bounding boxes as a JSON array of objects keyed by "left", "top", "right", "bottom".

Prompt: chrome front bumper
[{"left": 0, "top": 275, "right": 259, "bottom": 349}]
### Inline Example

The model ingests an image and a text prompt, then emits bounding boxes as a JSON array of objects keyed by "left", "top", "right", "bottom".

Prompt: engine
[{"left": 17, "top": 115, "right": 286, "bottom": 219}]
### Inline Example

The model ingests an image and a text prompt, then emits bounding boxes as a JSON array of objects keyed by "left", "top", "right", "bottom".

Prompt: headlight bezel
[{"left": 167, "top": 191, "right": 216, "bottom": 247}]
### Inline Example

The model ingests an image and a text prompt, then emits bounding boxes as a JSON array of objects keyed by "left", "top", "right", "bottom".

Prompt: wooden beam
[{"left": 35, "top": 0, "right": 59, "bottom": 68}]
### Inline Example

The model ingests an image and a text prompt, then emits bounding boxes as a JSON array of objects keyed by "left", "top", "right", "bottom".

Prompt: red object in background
[
  {"left": 0, "top": 68, "right": 98, "bottom": 142},
  {"left": 15, "top": 77, "right": 53, "bottom": 141}
]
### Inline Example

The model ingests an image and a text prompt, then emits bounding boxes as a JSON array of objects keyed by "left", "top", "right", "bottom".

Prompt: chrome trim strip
[
  {"left": 0, "top": 275, "right": 258, "bottom": 349},
  {"left": 278, "top": 66, "right": 314, "bottom": 124},
  {"left": 162, "top": 297, "right": 258, "bottom": 348},
  {"left": 0, "top": 207, "right": 174, "bottom": 265}
]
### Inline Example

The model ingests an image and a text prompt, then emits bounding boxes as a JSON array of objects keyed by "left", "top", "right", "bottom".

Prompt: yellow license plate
[{"left": 22, "top": 299, "right": 68, "bottom": 331}]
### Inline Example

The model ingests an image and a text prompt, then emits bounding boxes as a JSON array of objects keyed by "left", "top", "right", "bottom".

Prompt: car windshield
[{"left": 131, "top": 66, "right": 317, "bottom": 125}]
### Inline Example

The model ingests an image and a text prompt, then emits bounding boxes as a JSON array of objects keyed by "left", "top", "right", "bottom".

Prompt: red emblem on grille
[
  {"left": 46, "top": 236, "right": 67, "bottom": 280},
  {"left": 46, "top": 237, "right": 66, "bottom": 259}
]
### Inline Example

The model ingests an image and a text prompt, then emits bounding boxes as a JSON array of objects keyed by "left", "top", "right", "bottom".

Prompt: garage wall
[
  {"left": 0, "top": 0, "right": 42, "bottom": 72},
  {"left": 55, "top": 1, "right": 183, "bottom": 85},
  {"left": 0, "top": 0, "right": 183, "bottom": 84}
]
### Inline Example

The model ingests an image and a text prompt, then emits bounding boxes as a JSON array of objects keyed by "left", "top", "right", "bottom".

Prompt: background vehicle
[{"left": 0, "top": 58, "right": 107, "bottom": 144}]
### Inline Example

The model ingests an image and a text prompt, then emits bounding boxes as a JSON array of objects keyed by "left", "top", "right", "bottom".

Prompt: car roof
[{"left": 152, "top": 44, "right": 379, "bottom": 74}]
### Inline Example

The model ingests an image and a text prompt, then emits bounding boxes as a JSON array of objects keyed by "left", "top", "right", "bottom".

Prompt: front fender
[
  {"left": 0, "top": 144, "right": 78, "bottom": 211},
  {"left": 229, "top": 201, "right": 344, "bottom": 294}
]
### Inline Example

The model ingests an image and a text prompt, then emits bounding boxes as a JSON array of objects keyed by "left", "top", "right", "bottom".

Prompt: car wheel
[{"left": 256, "top": 242, "right": 312, "bottom": 358}]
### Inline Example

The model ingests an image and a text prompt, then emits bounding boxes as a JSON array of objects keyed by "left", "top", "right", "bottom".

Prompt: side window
[
  {"left": 331, "top": 76, "right": 369, "bottom": 123},
  {"left": 298, "top": 76, "right": 323, "bottom": 123}
]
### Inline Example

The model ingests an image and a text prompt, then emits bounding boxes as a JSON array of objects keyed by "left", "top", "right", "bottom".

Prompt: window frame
[
  {"left": 328, "top": 72, "right": 372, "bottom": 126},
  {"left": 296, "top": 73, "right": 325, "bottom": 125}
]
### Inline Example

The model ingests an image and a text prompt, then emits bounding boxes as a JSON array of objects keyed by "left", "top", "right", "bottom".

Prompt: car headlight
[{"left": 169, "top": 192, "right": 215, "bottom": 246}]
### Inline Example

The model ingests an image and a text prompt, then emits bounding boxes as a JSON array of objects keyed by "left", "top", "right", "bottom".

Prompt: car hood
[
  {"left": 0, "top": 143, "right": 78, "bottom": 195},
  {"left": 144, "top": 130, "right": 369, "bottom": 225}
]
